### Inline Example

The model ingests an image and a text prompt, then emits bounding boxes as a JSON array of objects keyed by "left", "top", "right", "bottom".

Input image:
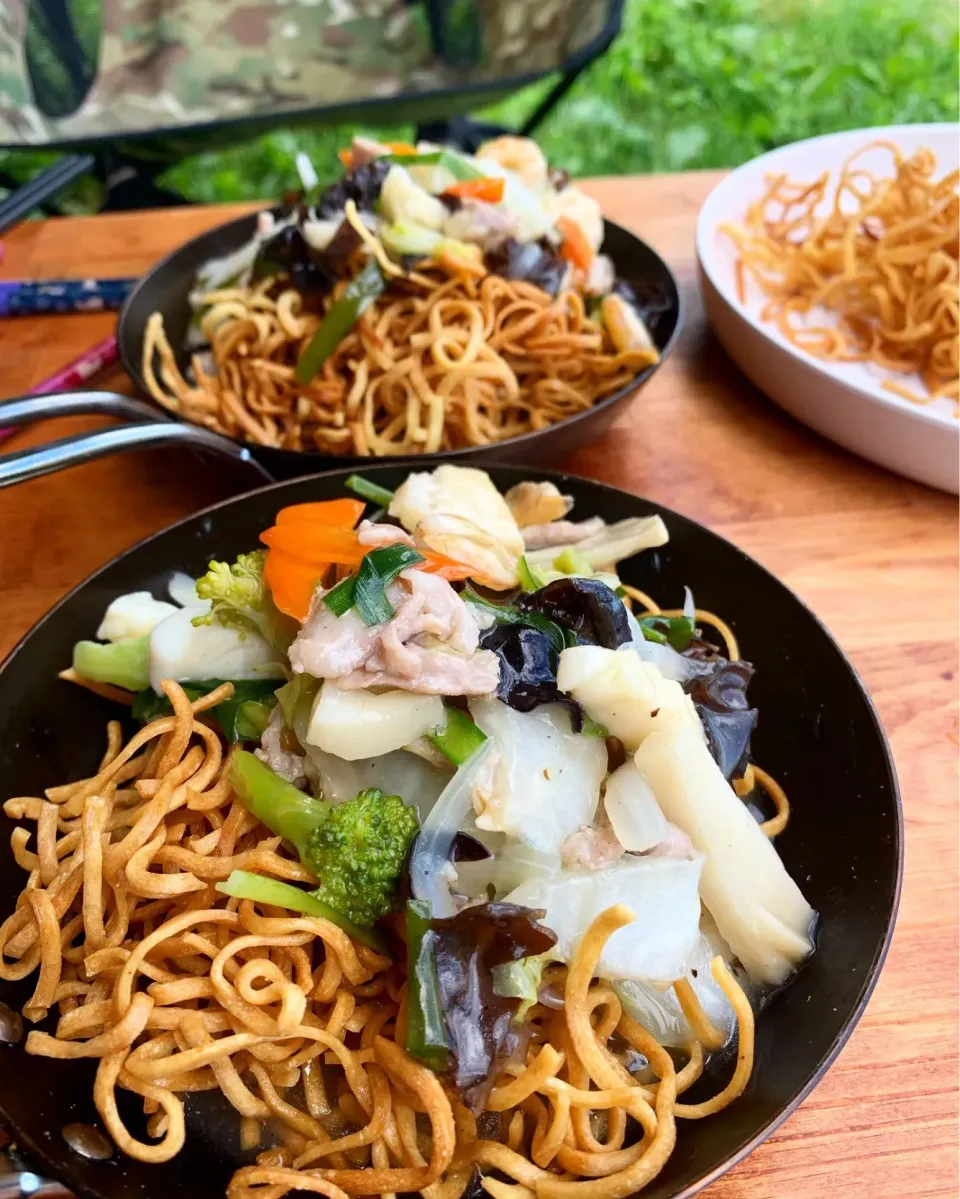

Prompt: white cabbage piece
[
  {"left": 468, "top": 699, "right": 606, "bottom": 854},
  {"left": 305, "top": 681, "right": 444, "bottom": 761},
  {"left": 167, "top": 571, "right": 206, "bottom": 610},
  {"left": 303, "top": 745, "right": 451, "bottom": 821},
  {"left": 96, "top": 592, "right": 177, "bottom": 643},
  {"left": 454, "top": 842, "right": 561, "bottom": 900},
  {"left": 505, "top": 855, "right": 704, "bottom": 985},
  {"left": 379, "top": 165, "right": 449, "bottom": 231},
  {"left": 557, "top": 645, "right": 701, "bottom": 751},
  {"left": 614, "top": 917, "right": 739, "bottom": 1047},
  {"left": 603, "top": 759, "right": 669, "bottom": 852},
  {"left": 634, "top": 727, "right": 816, "bottom": 985},
  {"left": 623, "top": 610, "right": 697, "bottom": 684},
  {"left": 388, "top": 465, "right": 524, "bottom": 589},
  {"left": 148, "top": 606, "right": 278, "bottom": 693},
  {"left": 523, "top": 515, "right": 668, "bottom": 573}
]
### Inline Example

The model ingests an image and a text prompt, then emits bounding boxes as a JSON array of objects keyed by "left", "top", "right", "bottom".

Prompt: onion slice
[{"left": 409, "top": 740, "right": 492, "bottom": 917}]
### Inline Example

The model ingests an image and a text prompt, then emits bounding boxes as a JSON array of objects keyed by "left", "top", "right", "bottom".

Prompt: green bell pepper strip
[
  {"left": 132, "top": 678, "right": 283, "bottom": 743},
  {"left": 516, "top": 555, "right": 544, "bottom": 593},
  {"left": 387, "top": 149, "right": 485, "bottom": 182},
  {"left": 324, "top": 544, "right": 425, "bottom": 625},
  {"left": 405, "top": 900, "right": 450, "bottom": 1069},
  {"left": 636, "top": 613, "right": 696, "bottom": 652},
  {"left": 461, "top": 584, "right": 567, "bottom": 654},
  {"left": 429, "top": 705, "right": 486, "bottom": 766},
  {"left": 216, "top": 871, "right": 384, "bottom": 950},
  {"left": 344, "top": 474, "right": 395, "bottom": 508},
  {"left": 295, "top": 259, "right": 385, "bottom": 384}
]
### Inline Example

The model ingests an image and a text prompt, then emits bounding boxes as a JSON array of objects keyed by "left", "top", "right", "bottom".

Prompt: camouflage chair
[{"left": 0, "top": 0, "right": 623, "bottom": 210}]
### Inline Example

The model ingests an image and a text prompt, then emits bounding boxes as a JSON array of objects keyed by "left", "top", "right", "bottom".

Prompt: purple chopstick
[{"left": 0, "top": 334, "right": 120, "bottom": 445}]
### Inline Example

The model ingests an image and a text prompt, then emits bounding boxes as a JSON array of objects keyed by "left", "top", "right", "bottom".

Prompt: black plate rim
[
  {"left": 115, "top": 212, "right": 685, "bottom": 465},
  {"left": 0, "top": 463, "right": 903, "bottom": 1199}
]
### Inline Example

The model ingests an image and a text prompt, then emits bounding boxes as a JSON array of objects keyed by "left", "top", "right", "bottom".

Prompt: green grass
[{"left": 1, "top": 0, "right": 957, "bottom": 209}]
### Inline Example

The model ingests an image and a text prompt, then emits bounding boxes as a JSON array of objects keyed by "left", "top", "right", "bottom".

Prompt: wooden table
[{"left": 0, "top": 175, "right": 957, "bottom": 1197}]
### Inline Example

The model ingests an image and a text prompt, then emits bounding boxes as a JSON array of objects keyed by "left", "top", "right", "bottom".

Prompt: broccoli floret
[
  {"left": 229, "top": 752, "right": 419, "bottom": 930},
  {"left": 304, "top": 789, "right": 420, "bottom": 927},
  {"left": 193, "top": 550, "right": 293, "bottom": 651}
]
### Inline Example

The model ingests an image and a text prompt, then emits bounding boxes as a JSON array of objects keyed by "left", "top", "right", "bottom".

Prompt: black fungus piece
[
  {"left": 253, "top": 219, "right": 363, "bottom": 297},
  {"left": 430, "top": 903, "right": 557, "bottom": 1107},
  {"left": 314, "top": 158, "right": 392, "bottom": 218},
  {"left": 681, "top": 642, "right": 758, "bottom": 780},
  {"left": 479, "top": 625, "right": 582, "bottom": 728},
  {"left": 484, "top": 238, "right": 568, "bottom": 296},
  {"left": 613, "top": 277, "right": 673, "bottom": 342},
  {"left": 253, "top": 225, "right": 333, "bottom": 294},
  {"left": 520, "top": 577, "right": 631, "bottom": 649}
]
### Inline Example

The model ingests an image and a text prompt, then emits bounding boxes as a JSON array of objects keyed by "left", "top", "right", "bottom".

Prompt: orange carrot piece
[
  {"left": 556, "top": 215, "right": 594, "bottom": 272},
  {"left": 338, "top": 148, "right": 353, "bottom": 168},
  {"left": 385, "top": 141, "right": 418, "bottom": 155},
  {"left": 444, "top": 177, "right": 505, "bottom": 204},
  {"left": 264, "top": 550, "right": 326, "bottom": 622},
  {"left": 259, "top": 524, "right": 365, "bottom": 566},
  {"left": 275, "top": 499, "right": 365, "bottom": 529},
  {"left": 418, "top": 551, "right": 474, "bottom": 581}
]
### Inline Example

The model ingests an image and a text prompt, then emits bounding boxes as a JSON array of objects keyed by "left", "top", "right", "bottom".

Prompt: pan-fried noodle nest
[
  {"left": 1, "top": 680, "right": 753, "bottom": 1198},
  {"left": 722, "top": 140, "right": 959, "bottom": 409},
  {"left": 142, "top": 260, "right": 659, "bottom": 456}
]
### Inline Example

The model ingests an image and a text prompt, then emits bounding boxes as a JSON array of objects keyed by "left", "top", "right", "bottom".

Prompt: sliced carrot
[
  {"left": 338, "top": 148, "right": 353, "bottom": 169},
  {"left": 419, "top": 551, "right": 474, "bottom": 581},
  {"left": 385, "top": 141, "right": 418, "bottom": 156},
  {"left": 275, "top": 499, "right": 365, "bottom": 529},
  {"left": 259, "top": 524, "right": 365, "bottom": 566},
  {"left": 444, "top": 177, "right": 505, "bottom": 204},
  {"left": 556, "top": 215, "right": 594, "bottom": 272},
  {"left": 264, "top": 550, "right": 327, "bottom": 622}
]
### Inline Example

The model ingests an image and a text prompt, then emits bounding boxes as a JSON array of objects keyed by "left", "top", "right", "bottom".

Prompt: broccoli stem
[
  {"left": 217, "top": 870, "right": 384, "bottom": 950},
  {"left": 230, "top": 750, "right": 325, "bottom": 861}
]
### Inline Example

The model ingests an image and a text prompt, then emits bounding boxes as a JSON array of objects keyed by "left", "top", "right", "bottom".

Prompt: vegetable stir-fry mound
[{"left": 140, "top": 133, "right": 665, "bottom": 457}]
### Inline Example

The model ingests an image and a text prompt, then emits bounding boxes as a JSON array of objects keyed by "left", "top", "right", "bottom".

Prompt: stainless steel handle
[
  {"left": 0, "top": 421, "right": 274, "bottom": 489},
  {"left": 0, "top": 1171, "right": 74, "bottom": 1198},
  {"left": 0, "top": 391, "right": 172, "bottom": 428}
]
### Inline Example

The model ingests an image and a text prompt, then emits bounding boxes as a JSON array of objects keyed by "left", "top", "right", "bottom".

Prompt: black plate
[
  {"left": 116, "top": 215, "right": 683, "bottom": 479},
  {"left": 0, "top": 466, "right": 901, "bottom": 1199}
]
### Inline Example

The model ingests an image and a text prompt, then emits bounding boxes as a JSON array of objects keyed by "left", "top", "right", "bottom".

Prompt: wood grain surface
[{"left": 0, "top": 175, "right": 957, "bottom": 1198}]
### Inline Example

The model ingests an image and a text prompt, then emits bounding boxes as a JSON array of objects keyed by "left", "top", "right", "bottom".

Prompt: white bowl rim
[{"left": 695, "top": 122, "right": 960, "bottom": 435}]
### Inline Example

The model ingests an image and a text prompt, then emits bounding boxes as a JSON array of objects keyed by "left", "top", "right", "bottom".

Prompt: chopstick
[
  {"left": 0, "top": 278, "right": 136, "bottom": 316},
  {"left": 0, "top": 334, "right": 119, "bottom": 446},
  {"left": 0, "top": 154, "right": 96, "bottom": 237}
]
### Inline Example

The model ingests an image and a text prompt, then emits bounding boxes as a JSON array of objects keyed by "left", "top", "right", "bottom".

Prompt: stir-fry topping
[{"left": 62, "top": 464, "right": 816, "bottom": 1120}]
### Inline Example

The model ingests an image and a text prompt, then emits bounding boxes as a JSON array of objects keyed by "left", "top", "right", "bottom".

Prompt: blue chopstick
[{"left": 0, "top": 277, "right": 136, "bottom": 316}]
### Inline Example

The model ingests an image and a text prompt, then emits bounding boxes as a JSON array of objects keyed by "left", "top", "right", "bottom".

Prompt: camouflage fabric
[{"left": 0, "top": 0, "right": 617, "bottom": 146}]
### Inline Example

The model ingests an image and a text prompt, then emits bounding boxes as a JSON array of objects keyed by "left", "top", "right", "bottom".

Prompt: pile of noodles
[
  {"left": 0, "top": 677, "right": 759, "bottom": 1199},
  {"left": 142, "top": 257, "right": 659, "bottom": 456},
  {"left": 722, "top": 140, "right": 959, "bottom": 409}
]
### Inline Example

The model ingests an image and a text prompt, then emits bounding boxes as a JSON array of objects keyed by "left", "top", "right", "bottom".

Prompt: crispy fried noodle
[
  {"left": 722, "top": 140, "right": 959, "bottom": 410},
  {"left": 3, "top": 681, "right": 754, "bottom": 1198},
  {"left": 143, "top": 265, "right": 656, "bottom": 457}
]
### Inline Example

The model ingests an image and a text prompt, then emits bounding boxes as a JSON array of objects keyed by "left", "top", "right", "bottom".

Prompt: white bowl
[{"left": 696, "top": 124, "right": 959, "bottom": 493}]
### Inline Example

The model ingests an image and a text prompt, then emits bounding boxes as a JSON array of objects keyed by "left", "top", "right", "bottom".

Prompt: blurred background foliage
[{"left": 1, "top": 0, "right": 957, "bottom": 210}]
